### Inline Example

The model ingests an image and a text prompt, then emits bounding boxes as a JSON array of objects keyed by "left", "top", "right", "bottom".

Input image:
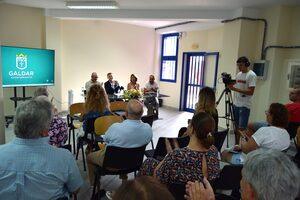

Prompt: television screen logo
[{"left": 16, "top": 53, "right": 27, "bottom": 70}]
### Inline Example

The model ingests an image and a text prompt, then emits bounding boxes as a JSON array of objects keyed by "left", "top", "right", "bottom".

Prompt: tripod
[{"left": 216, "top": 86, "right": 236, "bottom": 147}]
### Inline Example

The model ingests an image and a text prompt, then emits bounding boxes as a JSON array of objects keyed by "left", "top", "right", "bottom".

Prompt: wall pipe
[{"left": 221, "top": 17, "right": 267, "bottom": 60}]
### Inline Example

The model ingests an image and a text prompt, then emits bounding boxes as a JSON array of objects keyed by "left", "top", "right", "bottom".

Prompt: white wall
[
  {"left": 59, "top": 20, "right": 156, "bottom": 110},
  {"left": 0, "top": 3, "right": 45, "bottom": 115}
]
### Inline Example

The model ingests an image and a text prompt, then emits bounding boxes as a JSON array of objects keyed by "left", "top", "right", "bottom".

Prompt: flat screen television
[{"left": 1, "top": 46, "right": 55, "bottom": 87}]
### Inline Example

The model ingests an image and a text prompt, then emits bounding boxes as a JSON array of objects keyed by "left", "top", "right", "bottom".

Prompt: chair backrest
[
  {"left": 94, "top": 115, "right": 123, "bottom": 135},
  {"left": 213, "top": 164, "right": 243, "bottom": 190},
  {"left": 69, "top": 102, "right": 85, "bottom": 117},
  {"left": 153, "top": 136, "right": 190, "bottom": 159},
  {"left": 141, "top": 115, "right": 154, "bottom": 127},
  {"left": 214, "top": 129, "right": 229, "bottom": 152},
  {"left": 287, "top": 122, "right": 300, "bottom": 139},
  {"left": 110, "top": 101, "right": 128, "bottom": 112},
  {"left": 168, "top": 182, "right": 186, "bottom": 200},
  {"left": 103, "top": 145, "right": 147, "bottom": 170}
]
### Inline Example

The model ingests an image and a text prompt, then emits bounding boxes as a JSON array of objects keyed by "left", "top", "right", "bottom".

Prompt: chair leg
[
  {"left": 72, "top": 129, "right": 76, "bottom": 154},
  {"left": 68, "top": 129, "right": 72, "bottom": 145},
  {"left": 134, "top": 171, "right": 137, "bottom": 177},
  {"left": 91, "top": 174, "right": 98, "bottom": 200},
  {"left": 151, "top": 139, "right": 154, "bottom": 150},
  {"left": 82, "top": 144, "right": 86, "bottom": 171}
]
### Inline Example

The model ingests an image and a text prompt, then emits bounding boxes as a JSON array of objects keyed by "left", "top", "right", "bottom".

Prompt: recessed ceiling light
[{"left": 66, "top": 1, "right": 119, "bottom": 9}]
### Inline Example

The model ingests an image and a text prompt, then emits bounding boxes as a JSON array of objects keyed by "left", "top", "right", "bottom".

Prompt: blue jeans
[{"left": 233, "top": 106, "right": 250, "bottom": 129}]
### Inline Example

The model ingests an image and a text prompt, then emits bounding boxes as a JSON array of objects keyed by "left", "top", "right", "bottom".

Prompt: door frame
[{"left": 179, "top": 52, "right": 219, "bottom": 112}]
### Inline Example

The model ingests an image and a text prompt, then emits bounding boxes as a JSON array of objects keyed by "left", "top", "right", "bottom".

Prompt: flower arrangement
[{"left": 123, "top": 89, "right": 142, "bottom": 100}]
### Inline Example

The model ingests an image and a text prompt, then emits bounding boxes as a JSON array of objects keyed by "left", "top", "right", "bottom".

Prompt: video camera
[{"left": 221, "top": 72, "right": 236, "bottom": 85}]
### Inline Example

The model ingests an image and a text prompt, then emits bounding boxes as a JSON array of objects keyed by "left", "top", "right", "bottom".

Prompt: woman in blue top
[{"left": 83, "top": 84, "right": 111, "bottom": 132}]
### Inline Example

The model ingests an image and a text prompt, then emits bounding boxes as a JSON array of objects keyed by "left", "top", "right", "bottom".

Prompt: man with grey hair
[
  {"left": 85, "top": 72, "right": 102, "bottom": 93},
  {"left": 0, "top": 97, "right": 83, "bottom": 199},
  {"left": 185, "top": 149, "right": 300, "bottom": 200},
  {"left": 87, "top": 99, "right": 153, "bottom": 184}
]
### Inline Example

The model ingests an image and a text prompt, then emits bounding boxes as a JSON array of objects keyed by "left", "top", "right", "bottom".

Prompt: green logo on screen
[{"left": 16, "top": 53, "right": 27, "bottom": 70}]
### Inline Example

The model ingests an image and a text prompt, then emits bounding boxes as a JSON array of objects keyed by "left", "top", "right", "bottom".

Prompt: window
[{"left": 160, "top": 33, "right": 179, "bottom": 82}]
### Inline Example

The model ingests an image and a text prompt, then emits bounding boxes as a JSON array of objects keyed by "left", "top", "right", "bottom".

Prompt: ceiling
[
  {"left": 3, "top": 0, "right": 300, "bottom": 10},
  {"left": 2, "top": 0, "right": 300, "bottom": 29}
]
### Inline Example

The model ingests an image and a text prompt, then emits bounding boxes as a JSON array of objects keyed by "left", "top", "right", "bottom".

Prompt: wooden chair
[
  {"left": 67, "top": 102, "right": 85, "bottom": 154},
  {"left": 94, "top": 115, "right": 124, "bottom": 136},
  {"left": 110, "top": 101, "right": 128, "bottom": 116}
]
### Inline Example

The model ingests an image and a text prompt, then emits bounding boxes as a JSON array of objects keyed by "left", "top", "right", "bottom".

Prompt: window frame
[{"left": 159, "top": 33, "right": 179, "bottom": 83}]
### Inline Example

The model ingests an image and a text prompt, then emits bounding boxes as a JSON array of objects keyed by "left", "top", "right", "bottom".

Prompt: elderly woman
[
  {"left": 186, "top": 149, "right": 300, "bottom": 200},
  {"left": 127, "top": 74, "right": 140, "bottom": 90},
  {"left": 222, "top": 103, "right": 290, "bottom": 164},
  {"left": 139, "top": 112, "right": 220, "bottom": 185},
  {"left": 34, "top": 87, "right": 68, "bottom": 147}
]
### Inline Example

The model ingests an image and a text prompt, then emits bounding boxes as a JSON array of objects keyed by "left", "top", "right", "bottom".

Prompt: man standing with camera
[{"left": 228, "top": 56, "right": 257, "bottom": 144}]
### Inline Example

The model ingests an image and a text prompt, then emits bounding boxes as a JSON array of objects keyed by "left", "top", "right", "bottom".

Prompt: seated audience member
[
  {"left": 186, "top": 149, "right": 300, "bottom": 200},
  {"left": 222, "top": 103, "right": 290, "bottom": 164},
  {"left": 195, "top": 87, "right": 218, "bottom": 132},
  {"left": 139, "top": 112, "right": 220, "bottom": 185},
  {"left": 0, "top": 97, "right": 83, "bottom": 199},
  {"left": 83, "top": 84, "right": 111, "bottom": 132},
  {"left": 104, "top": 72, "right": 122, "bottom": 95},
  {"left": 127, "top": 74, "right": 140, "bottom": 90},
  {"left": 86, "top": 99, "right": 153, "bottom": 184},
  {"left": 248, "top": 87, "right": 300, "bottom": 134},
  {"left": 113, "top": 176, "right": 174, "bottom": 200},
  {"left": 85, "top": 72, "right": 102, "bottom": 93},
  {"left": 34, "top": 87, "right": 68, "bottom": 147}
]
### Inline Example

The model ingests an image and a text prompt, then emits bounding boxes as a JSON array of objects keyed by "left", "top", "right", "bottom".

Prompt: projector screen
[{"left": 1, "top": 46, "right": 55, "bottom": 87}]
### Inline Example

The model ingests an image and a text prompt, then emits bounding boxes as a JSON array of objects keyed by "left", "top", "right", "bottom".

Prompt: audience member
[
  {"left": 139, "top": 112, "right": 220, "bottom": 185},
  {"left": 195, "top": 87, "right": 218, "bottom": 132},
  {"left": 127, "top": 74, "right": 140, "bottom": 90},
  {"left": 85, "top": 72, "right": 102, "bottom": 92},
  {"left": 222, "top": 103, "right": 290, "bottom": 164},
  {"left": 186, "top": 149, "right": 300, "bottom": 200},
  {"left": 83, "top": 84, "right": 111, "bottom": 132},
  {"left": 86, "top": 99, "right": 153, "bottom": 184},
  {"left": 0, "top": 97, "right": 83, "bottom": 199},
  {"left": 113, "top": 176, "right": 174, "bottom": 200},
  {"left": 248, "top": 87, "right": 300, "bottom": 134},
  {"left": 34, "top": 87, "right": 68, "bottom": 147},
  {"left": 104, "top": 72, "right": 122, "bottom": 95}
]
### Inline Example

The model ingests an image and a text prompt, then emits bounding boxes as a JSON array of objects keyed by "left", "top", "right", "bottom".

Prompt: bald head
[
  {"left": 289, "top": 87, "right": 300, "bottom": 102},
  {"left": 127, "top": 99, "right": 144, "bottom": 120},
  {"left": 91, "top": 72, "right": 98, "bottom": 82}
]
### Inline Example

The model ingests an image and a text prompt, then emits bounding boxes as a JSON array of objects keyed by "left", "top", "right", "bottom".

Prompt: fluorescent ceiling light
[{"left": 66, "top": 1, "right": 119, "bottom": 9}]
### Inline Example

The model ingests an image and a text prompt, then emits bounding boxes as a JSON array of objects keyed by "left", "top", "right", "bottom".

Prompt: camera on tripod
[{"left": 221, "top": 72, "right": 235, "bottom": 85}]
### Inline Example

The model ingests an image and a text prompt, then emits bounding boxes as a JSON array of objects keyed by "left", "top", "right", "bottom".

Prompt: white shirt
[
  {"left": 252, "top": 126, "right": 290, "bottom": 151},
  {"left": 145, "top": 82, "right": 159, "bottom": 91},
  {"left": 85, "top": 80, "right": 102, "bottom": 92},
  {"left": 234, "top": 70, "right": 256, "bottom": 108}
]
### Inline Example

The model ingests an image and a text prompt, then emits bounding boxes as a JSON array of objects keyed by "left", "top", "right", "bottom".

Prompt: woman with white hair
[
  {"left": 185, "top": 149, "right": 300, "bottom": 200},
  {"left": 34, "top": 87, "right": 68, "bottom": 147}
]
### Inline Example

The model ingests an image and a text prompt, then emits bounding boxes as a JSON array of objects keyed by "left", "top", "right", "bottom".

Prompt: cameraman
[{"left": 228, "top": 56, "right": 257, "bottom": 144}]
